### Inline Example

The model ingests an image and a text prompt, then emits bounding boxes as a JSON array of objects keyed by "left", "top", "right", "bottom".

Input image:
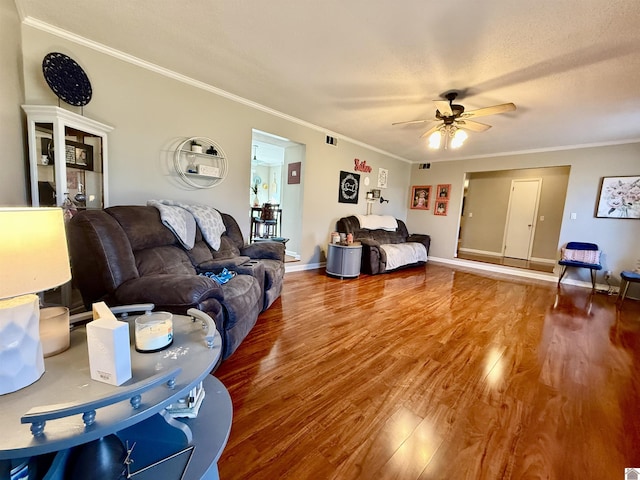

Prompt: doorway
[
  {"left": 457, "top": 166, "right": 570, "bottom": 274},
  {"left": 250, "top": 129, "right": 305, "bottom": 261},
  {"left": 502, "top": 178, "right": 541, "bottom": 260}
]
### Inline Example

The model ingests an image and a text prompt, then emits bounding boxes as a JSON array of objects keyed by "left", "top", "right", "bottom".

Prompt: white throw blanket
[
  {"left": 173, "top": 202, "right": 226, "bottom": 251},
  {"left": 148, "top": 200, "right": 226, "bottom": 251},
  {"left": 147, "top": 200, "right": 196, "bottom": 249},
  {"left": 356, "top": 214, "right": 398, "bottom": 231},
  {"left": 381, "top": 243, "right": 427, "bottom": 271}
]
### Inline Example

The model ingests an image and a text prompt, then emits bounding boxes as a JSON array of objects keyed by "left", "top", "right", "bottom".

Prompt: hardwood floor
[{"left": 214, "top": 263, "right": 640, "bottom": 479}]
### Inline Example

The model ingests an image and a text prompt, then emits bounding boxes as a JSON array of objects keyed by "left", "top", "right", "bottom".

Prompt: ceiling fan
[{"left": 392, "top": 92, "right": 516, "bottom": 149}]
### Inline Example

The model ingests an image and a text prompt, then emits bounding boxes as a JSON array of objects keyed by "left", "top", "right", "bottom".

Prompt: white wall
[
  {"left": 408, "top": 144, "right": 640, "bottom": 285},
  {"left": 0, "top": 0, "right": 27, "bottom": 205},
  {"left": 19, "top": 24, "right": 410, "bottom": 266}
]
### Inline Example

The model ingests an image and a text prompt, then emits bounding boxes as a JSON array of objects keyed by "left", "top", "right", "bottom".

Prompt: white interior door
[{"left": 503, "top": 179, "right": 541, "bottom": 260}]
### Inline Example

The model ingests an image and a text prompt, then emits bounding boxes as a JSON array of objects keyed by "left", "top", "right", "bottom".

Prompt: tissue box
[{"left": 86, "top": 303, "right": 132, "bottom": 386}]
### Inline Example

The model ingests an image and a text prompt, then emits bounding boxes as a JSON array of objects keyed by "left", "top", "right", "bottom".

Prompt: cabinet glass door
[
  {"left": 34, "top": 122, "right": 56, "bottom": 206},
  {"left": 64, "top": 126, "right": 104, "bottom": 210}
]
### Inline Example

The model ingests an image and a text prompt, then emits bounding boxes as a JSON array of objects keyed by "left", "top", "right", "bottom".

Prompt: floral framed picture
[
  {"left": 595, "top": 176, "right": 640, "bottom": 218},
  {"left": 434, "top": 200, "right": 448, "bottom": 216},
  {"left": 436, "top": 184, "right": 451, "bottom": 200},
  {"left": 410, "top": 185, "right": 432, "bottom": 210}
]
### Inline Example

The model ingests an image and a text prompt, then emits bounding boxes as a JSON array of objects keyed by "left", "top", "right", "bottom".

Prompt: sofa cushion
[
  {"left": 212, "top": 235, "right": 241, "bottom": 259},
  {"left": 135, "top": 245, "right": 197, "bottom": 276},
  {"left": 107, "top": 206, "right": 177, "bottom": 251},
  {"left": 561, "top": 248, "right": 601, "bottom": 265}
]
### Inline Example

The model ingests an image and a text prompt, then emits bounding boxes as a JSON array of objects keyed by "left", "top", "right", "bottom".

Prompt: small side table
[{"left": 326, "top": 242, "right": 362, "bottom": 279}]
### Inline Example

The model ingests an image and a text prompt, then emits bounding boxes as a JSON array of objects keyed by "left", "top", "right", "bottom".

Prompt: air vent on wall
[
  {"left": 325, "top": 135, "right": 338, "bottom": 147},
  {"left": 418, "top": 163, "right": 431, "bottom": 169}
]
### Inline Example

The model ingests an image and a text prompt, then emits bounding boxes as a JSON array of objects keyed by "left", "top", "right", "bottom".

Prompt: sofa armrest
[
  {"left": 114, "top": 274, "right": 224, "bottom": 307},
  {"left": 240, "top": 242, "right": 285, "bottom": 262},
  {"left": 358, "top": 238, "right": 386, "bottom": 274},
  {"left": 407, "top": 234, "right": 431, "bottom": 254},
  {"left": 359, "top": 238, "right": 381, "bottom": 248}
]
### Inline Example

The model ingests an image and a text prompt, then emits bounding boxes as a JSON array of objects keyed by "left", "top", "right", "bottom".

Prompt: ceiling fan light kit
[
  {"left": 393, "top": 91, "right": 516, "bottom": 150},
  {"left": 428, "top": 125, "right": 468, "bottom": 150}
]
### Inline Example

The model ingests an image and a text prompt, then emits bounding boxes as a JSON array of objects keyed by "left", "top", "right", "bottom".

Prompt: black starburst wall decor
[{"left": 42, "top": 52, "right": 93, "bottom": 107}]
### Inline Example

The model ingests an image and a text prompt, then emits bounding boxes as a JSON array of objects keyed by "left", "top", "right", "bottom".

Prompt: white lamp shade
[{"left": 0, "top": 208, "right": 71, "bottom": 299}]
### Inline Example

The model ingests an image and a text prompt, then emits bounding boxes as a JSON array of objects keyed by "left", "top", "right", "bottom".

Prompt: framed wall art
[
  {"left": 287, "top": 162, "right": 301, "bottom": 184},
  {"left": 410, "top": 185, "right": 431, "bottom": 210},
  {"left": 436, "top": 184, "right": 451, "bottom": 200},
  {"left": 595, "top": 175, "right": 640, "bottom": 218},
  {"left": 434, "top": 200, "right": 448, "bottom": 216},
  {"left": 338, "top": 171, "right": 360, "bottom": 204},
  {"left": 377, "top": 168, "right": 388, "bottom": 188}
]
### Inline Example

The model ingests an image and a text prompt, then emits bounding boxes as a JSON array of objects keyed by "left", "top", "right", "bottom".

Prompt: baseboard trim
[
  {"left": 529, "top": 256, "right": 557, "bottom": 265},
  {"left": 285, "top": 258, "right": 622, "bottom": 295},
  {"left": 457, "top": 248, "right": 502, "bottom": 257},
  {"left": 286, "top": 262, "right": 324, "bottom": 273},
  {"left": 429, "top": 256, "right": 616, "bottom": 292},
  {"left": 458, "top": 248, "right": 556, "bottom": 265}
]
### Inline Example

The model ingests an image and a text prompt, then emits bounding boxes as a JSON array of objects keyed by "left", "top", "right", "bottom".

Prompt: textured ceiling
[{"left": 15, "top": 0, "right": 640, "bottom": 162}]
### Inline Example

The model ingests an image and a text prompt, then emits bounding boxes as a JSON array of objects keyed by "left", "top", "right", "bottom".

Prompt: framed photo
[
  {"left": 371, "top": 188, "right": 381, "bottom": 199},
  {"left": 65, "top": 140, "right": 94, "bottom": 170},
  {"left": 434, "top": 200, "right": 448, "bottom": 216},
  {"left": 437, "top": 184, "right": 451, "bottom": 200},
  {"left": 410, "top": 185, "right": 431, "bottom": 210},
  {"left": 596, "top": 176, "right": 640, "bottom": 218}
]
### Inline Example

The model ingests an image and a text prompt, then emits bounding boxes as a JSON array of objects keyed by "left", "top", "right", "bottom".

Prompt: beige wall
[
  {"left": 17, "top": 24, "right": 410, "bottom": 267},
  {"left": 7, "top": 18, "right": 640, "bottom": 284},
  {"left": 460, "top": 166, "right": 569, "bottom": 260},
  {"left": 0, "top": 0, "right": 27, "bottom": 205},
  {"left": 408, "top": 145, "right": 640, "bottom": 285}
]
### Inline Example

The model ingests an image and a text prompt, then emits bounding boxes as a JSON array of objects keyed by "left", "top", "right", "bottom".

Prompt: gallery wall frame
[
  {"left": 436, "top": 184, "right": 451, "bottom": 200},
  {"left": 410, "top": 185, "right": 432, "bottom": 210},
  {"left": 434, "top": 200, "right": 448, "bottom": 216}
]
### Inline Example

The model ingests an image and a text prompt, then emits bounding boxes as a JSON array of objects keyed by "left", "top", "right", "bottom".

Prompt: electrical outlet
[{"left": 605, "top": 270, "right": 611, "bottom": 279}]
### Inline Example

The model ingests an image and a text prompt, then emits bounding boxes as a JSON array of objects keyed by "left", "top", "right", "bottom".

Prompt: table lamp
[{"left": 0, "top": 207, "right": 71, "bottom": 395}]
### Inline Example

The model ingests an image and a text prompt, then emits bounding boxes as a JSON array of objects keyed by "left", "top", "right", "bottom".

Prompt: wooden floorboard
[{"left": 214, "top": 263, "right": 640, "bottom": 479}]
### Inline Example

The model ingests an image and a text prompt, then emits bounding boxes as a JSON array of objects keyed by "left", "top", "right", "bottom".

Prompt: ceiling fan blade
[
  {"left": 462, "top": 102, "right": 516, "bottom": 118},
  {"left": 433, "top": 100, "right": 452, "bottom": 117},
  {"left": 419, "top": 124, "right": 442, "bottom": 139},
  {"left": 457, "top": 119, "right": 492, "bottom": 132},
  {"left": 391, "top": 118, "right": 430, "bottom": 126}
]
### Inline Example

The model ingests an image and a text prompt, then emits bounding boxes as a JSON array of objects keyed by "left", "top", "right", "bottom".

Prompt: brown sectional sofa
[{"left": 67, "top": 205, "right": 284, "bottom": 360}]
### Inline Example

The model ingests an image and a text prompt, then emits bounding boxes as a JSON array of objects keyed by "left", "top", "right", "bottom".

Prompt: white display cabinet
[{"left": 23, "top": 105, "right": 114, "bottom": 209}]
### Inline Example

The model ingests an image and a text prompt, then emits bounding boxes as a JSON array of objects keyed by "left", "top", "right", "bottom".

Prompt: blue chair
[
  {"left": 557, "top": 242, "right": 602, "bottom": 290},
  {"left": 617, "top": 270, "right": 640, "bottom": 307}
]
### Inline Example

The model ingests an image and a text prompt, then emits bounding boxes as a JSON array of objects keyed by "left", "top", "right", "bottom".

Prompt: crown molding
[{"left": 22, "top": 17, "right": 411, "bottom": 164}]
